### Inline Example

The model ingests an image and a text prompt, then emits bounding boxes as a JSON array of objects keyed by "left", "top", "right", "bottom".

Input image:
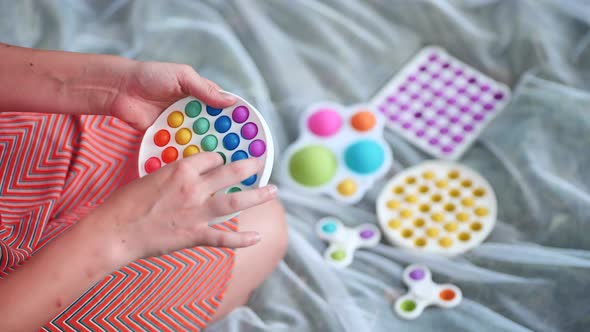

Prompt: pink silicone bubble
[
  {"left": 378, "top": 105, "right": 387, "bottom": 113},
  {"left": 401, "top": 104, "right": 409, "bottom": 111},
  {"left": 399, "top": 85, "right": 408, "bottom": 92},
  {"left": 494, "top": 92, "right": 504, "bottom": 100},
  {"left": 463, "top": 124, "right": 474, "bottom": 132},
  {"left": 426, "top": 119, "right": 436, "bottom": 126},
  {"left": 473, "top": 114, "right": 484, "bottom": 121},
  {"left": 387, "top": 96, "right": 397, "bottom": 103},
  {"left": 402, "top": 122, "right": 412, "bottom": 129},
  {"left": 440, "top": 127, "right": 449, "bottom": 135},
  {"left": 232, "top": 106, "right": 250, "bottom": 123},
  {"left": 390, "top": 114, "right": 400, "bottom": 122},
  {"left": 434, "top": 91, "right": 443, "bottom": 97},
  {"left": 455, "top": 69, "right": 464, "bottom": 76},
  {"left": 480, "top": 84, "right": 490, "bottom": 92},
  {"left": 453, "top": 135, "right": 464, "bottom": 143},
  {"left": 437, "top": 109, "right": 447, "bottom": 116},
  {"left": 421, "top": 83, "right": 430, "bottom": 89},
  {"left": 248, "top": 139, "right": 266, "bottom": 157},
  {"left": 442, "top": 146, "right": 453, "bottom": 153},
  {"left": 429, "top": 137, "right": 439, "bottom": 145},
  {"left": 450, "top": 116, "right": 460, "bottom": 124},
  {"left": 307, "top": 109, "right": 342, "bottom": 137},
  {"left": 447, "top": 98, "right": 457, "bottom": 105},
  {"left": 483, "top": 103, "right": 494, "bottom": 111},
  {"left": 457, "top": 87, "right": 467, "bottom": 94},
  {"left": 444, "top": 80, "right": 454, "bottom": 87},
  {"left": 424, "top": 100, "right": 433, "bottom": 108},
  {"left": 470, "top": 95, "right": 480, "bottom": 102},
  {"left": 468, "top": 77, "right": 477, "bottom": 84},
  {"left": 419, "top": 65, "right": 428, "bottom": 72},
  {"left": 428, "top": 54, "right": 438, "bottom": 61},
  {"left": 411, "top": 93, "right": 420, "bottom": 100},
  {"left": 416, "top": 129, "right": 426, "bottom": 137},
  {"left": 432, "top": 73, "right": 441, "bottom": 79},
  {"left": 460, "top": 106, "right": 470, "bottom": 113}
]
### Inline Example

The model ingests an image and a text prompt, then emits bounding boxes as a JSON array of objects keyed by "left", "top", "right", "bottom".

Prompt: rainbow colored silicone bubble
[
  {"left": 370, "top": 46, "right": 511, "bottom": 160},
  {"left": 394, "top": 264, "right": 462, "bottom": 320},
  {"left": 137, "top": 93, "right": 274, "bottom": 225},
  {"left": 376, "top": 161, "right": 497, "bottom": 256},
  {"left": 316, "top": 217, "right": 381, "bottom": 268},
  {"left": 281, "top": 103, "right": 392, "bottom": 203}
]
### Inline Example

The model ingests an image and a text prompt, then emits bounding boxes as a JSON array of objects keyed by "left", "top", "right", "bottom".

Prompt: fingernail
[
  {"left": 253, "top": 232, "right": 262, "bottom": 243},
  {"left": 268, "top": 184, "right": 278, "bottom": 196},
  {"left": 222, "top": 93, "right": 237, "bottom": 102}
]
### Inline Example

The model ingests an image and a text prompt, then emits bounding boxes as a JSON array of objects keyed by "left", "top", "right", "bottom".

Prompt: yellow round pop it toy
[{"left": 376, "top": 161, "right": 497, "bottom": 255}]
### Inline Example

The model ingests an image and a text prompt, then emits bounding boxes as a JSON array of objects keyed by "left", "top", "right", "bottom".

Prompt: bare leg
[{"left": 209, "top": 198, "right": 288, "bottom": 322}]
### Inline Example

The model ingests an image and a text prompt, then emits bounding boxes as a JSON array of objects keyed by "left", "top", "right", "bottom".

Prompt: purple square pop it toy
[{"left": 370, "top": 46, "right": 511, "bottom": 160}]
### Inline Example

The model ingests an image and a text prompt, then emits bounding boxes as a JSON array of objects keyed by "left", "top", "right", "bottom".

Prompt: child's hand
[
  {"left": 83, "top": 152, "right": 276, "bottom": 264},
  {"left": 109, "top": 61, "right": 237, "bottom": 130}
]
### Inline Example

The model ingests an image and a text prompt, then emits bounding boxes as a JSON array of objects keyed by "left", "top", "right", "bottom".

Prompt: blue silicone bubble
[
  {"left": 223, "top": 133, "right": 240, "bottom": 150},
  {"left": 231, "top": 150, "right": 248, "bottom": 162},
  {"left": 214, "top": 115, "right": 232, "bottom": 133},
  {"left": 206, "top": 105, "right": 222, "bottom": 116},
  {"left": 242, "top": 174, "right": 257, "bottom": 186},
  {"left": 322, "top": 222, "right": 337, "bottom": 234},
  {"left": 344, "top": 139, "right": 385, "bottom": 174}
]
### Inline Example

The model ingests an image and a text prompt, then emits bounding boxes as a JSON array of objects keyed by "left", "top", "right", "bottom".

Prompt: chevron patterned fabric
[{"left": 0, "top": 113, "right": 236, "bottom": 331}]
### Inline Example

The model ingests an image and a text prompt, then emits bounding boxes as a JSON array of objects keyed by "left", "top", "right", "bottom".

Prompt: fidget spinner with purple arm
[
  {"left": 371, "top": 46, "right": 511, "bottom": 160},
  {"left": 395, "top": 264, "right": 462, "bottom": 320},
  {"left": 316, "top": 217, "right": 381, "bottom": 268}
]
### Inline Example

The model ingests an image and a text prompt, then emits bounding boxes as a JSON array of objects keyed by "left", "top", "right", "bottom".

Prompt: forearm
[
  {"left": 0, "top": 43, "right": 135, "bottom": 116},
  {"left": 0, "top": 216, "right": 128, "bottom": 331}
]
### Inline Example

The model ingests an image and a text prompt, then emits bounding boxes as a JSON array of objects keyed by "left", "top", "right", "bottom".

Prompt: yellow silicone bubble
[
  {"left": 431, "top": 194, "right": 442, "bottom": 203},
  {"left": 167, "top": 111, "right": 184, "bottom": 128},
  {"left": 413, "top": 218, "right": 425, "bottom": 227},
  {"left": 436, "top": 180, "right": 448, "bottom": 188},
  {"left": 461, "top": 179, "right": 473, "bottom": 188},
  {"left": 475, "top": 207, "right": 489, "bottom": 217},
  {"left": 175, "top": 128, "right": 192, "bottom": 145},
  {"left": 401, "top": 229, "right": 414, "bottom": 238},
  {"left": 458, "top": 232, "right": 471, "bottom": 242},
  {"left": 419, "top": 204, "right": 430, "bottom": 213},
  {"left": 183, "top": 145, "right": 200, "bottom": 157},
  {"left": 431, "top": 212, "right": 444, "bottom": 223},
  {"left": 473, "top": 188, "right": 486, "bottom": 197},
  {"left": 422, "top": 171, "right": 435, "bottom": 180},
  {"left": 456, "top": 212, "right": 470, "bottom": 222},
  {"left": 387, "top": 199, "right": 400, "bottom": 209},
  {"left": 426, "top": 227, "right": 440, "bottom": 238},
  {"left": 439, "top": 237, "right": 453, "bottom": 248},
  {"left": 449, "top": 188, "right": 461, "bottom": 198},
  {"left": 418, "top": 185, "right": 429, "bottom": 193},
  {"left": 388, "top": 219, "right": 402, "bottom": 229},
  {"left": 444, "top": 222, "right": 458, "bottom": 232},
  {"left": 393, "top": 186, "right": 405, "bottom": 195},
  {"left": 414, "top": 238, "right": 427, "bottom": 247},
  {"left": 461, "top": 197, "right": 475, "bottom": 207},
  {"left": 406, "top": 176, "right": 417, "bottom": 185},
  {"left": 448, "top": 170, "right": 460, "bottom": 180},
  {"left": 405, "top": 195, "right": 418, "bottom": 204},
  {"left": 400, "top": 209, "right": 413, "bottom": 219},
  {"left": 337, "top": 179, "right": 357, "bottom": 197},
  {"left": 444, "top": 203, "right": 456, "bottom": 212},
  {"left": 471, "top": 222, "right": 483, "bottom": 231}
]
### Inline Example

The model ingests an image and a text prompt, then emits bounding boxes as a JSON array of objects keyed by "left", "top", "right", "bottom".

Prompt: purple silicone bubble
[
  {"left": 378, "top": 106, "right": 387, "bottom": 113},
  {"left": 421, "top": 83, "right": 430, "bottom": 89},
  {"left": 402, "top": 122, "right": 412, "bottom": 129},
  {"left": 401, "top": 104, "right": 409, "bottom": 111},
  {"left": 416, "top": 129, "right": 425, "bottom": 137},
  {"left": 484, "top": 103, "right": 494, "bottom": 111},
  {"left": 453, "top": 135, "right": 464, "bottom": 143},
  {"left": 480, "top": 84, "right": 490, "bottom": 92},
  {"left": 248, "top": 139, "right": 266, "bottom": 157},
  {"left": 419, "top": 65, "right": 427, "bottom": 72},
  {"left": 434, "top": 90, "right": 443, "bottom": 97},
  {"left": 429, "top": 137, "right": 439, "bottom": 145},
  {"left": 428, "top": 54, "right": 438, "bottom": 61},
  {"left": 437, "top": 109, "right": 447, "bottom": 116},
  {"left": 468, "top": 77, "right": 477, "bottom": 84},
  {"left": 442, "top": 146, "right": 454, "bottom": 153},
  {"left": 411, "top": 94, "right": 420, "bottom": 100},
  {"left": 432, "top": 73, "right": 441, "bottom": 79},
  {"left": 464, "top": 124, "right": 474, "bottom": 132},
  {"left": 444, "top": 80, "right": 454, "bottom": 87},
  {"left": 360, "top": 230, "right": 374, "bottom": 239},
  {"left": 450, "top": 116, "right": 460, "bottom": 124},
  {"left": 409, "top": 268, "right": 425, "bottom": 280},
  {"left": 232, "top": 106, "right": 250, "bottom": 123},
  {"left": 447, "top": 98, "right": 456, "bottom": 105},
  {"left": 457, "top": 87, "right": 467, "bottom": 94},
  {"left": 409, "top": 75, "right": 417, "bottom": 82},
  {"left": 414, "top": 112, "right": 423, "bottom": 118},
  {"left": 470, "top": 95, "right": 480, "bottom": 102},
  {"left": 440, "top": 127, "right": 449, "bottom": 135},
  {"left": 426, "top": 119, "right": 436, "bottom": 126},
  {"left": 389, "top": 114, "right": 400, "bottom": 122},
  {"left": 399, "top": 85, "right": 407, "bottom": 92},
  {"left": 494, "top": 92, "right": 504, "bottom": 100},
  {"left": 460, "top": 106, "right": 470, "bottom": 113},
  {"left": 387, "top": 96, "right": 397, "bottom": 103},
  {"left": 241, "top": 122, "right": 258, "bottom": 139},
  {"left": 473, "top": 114, "right": 484, "bottom": 121},
  {"left": 442, "top": 62, "right": 450, "bottom": 68},
  {"left": 424, "top": 101, "right": 433, "bottom": 108},
  {"left": 455, "top": 69, "right": 464, "bottom": 76}
]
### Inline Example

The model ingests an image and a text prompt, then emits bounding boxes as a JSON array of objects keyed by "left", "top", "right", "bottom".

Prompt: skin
[{"left": 0, "top": 43, "right": 288, "bottom": 331}]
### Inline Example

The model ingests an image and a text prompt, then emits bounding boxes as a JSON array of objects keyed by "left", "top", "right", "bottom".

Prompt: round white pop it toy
[
  {"left": 395, "top": 264, "right": 462, "bottom": 320},
  {"left": 376, "top": 161, "right": 496, "bottom": 255},
  {"left": 138, "top": 92, "right": 274, "bottom": 225},
  {"left": 280, "top": 102, "right": 393, "bottom": 203}
]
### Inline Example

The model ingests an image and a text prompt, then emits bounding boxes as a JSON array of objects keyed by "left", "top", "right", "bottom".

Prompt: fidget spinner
[
  {"left": 138, "top": 93, "right": 274, "bottom": 224},
  {"left": 370, "top": 46, "right": 511, "bottom": 160},
  {"left": 281, "top": 103, "right": 392, "bottom": 203},
  {"left": 377, "top": 161, "right": 497, "bottom": 255},
  {"left": 316, "top": 217, "right": 381, "bottom": 268}
]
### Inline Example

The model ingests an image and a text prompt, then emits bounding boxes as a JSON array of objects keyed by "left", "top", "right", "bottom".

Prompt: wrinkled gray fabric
[{"left": 1, "top": 0, "right": 589, "bottom": 331}]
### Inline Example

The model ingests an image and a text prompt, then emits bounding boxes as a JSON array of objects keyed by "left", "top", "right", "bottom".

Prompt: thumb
[
  {"left": 179, "top": 68, "right": 236, "bottom": 108},
  {"left": 200, "top": 228, "right": 261, "bottom": 249}
]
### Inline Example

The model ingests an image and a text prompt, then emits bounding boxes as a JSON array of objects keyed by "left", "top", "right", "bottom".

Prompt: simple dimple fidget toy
[
  {"left": 370, "top": 46, "right": 511, "bottom": 160},
  {"left": 280, "top": 103, "right": 392, "bottom": 203},
  {"left": 138, "top": 92, "right": 274, "bottom": 225},
  {"left": 376, "top": 161, "right": 496, "bottom": 256},
  {"left": 316, "top": 217, "right": 381, "bottom": 268},
  {"left": 395, "top": 264, "right": 462, "bottom": 320}
]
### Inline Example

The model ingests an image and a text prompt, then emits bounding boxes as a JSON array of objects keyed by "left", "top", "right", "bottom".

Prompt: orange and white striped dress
[{"left": 0, "top": 112, "right": 235, "bottom": 331}]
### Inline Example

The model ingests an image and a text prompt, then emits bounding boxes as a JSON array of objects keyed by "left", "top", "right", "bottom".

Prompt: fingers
[
  {"left": 183, "top": 152, "right": 225, "bottom": 174},
  {"left": 200, "top": 228, "right": 261, "bottom": 248},
  {"left": 201, "top": 157, "right": 263, "bottom": 192},
  {"left": 206, "top": 184, "right": 277, "bottom": 218},
  {"left": 179, "top": 67, "right": 236, "bottom": 108}
]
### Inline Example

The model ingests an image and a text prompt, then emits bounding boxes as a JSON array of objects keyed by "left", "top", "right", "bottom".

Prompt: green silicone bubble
[
  {"left": 289, "top": 145, "right": 337, "bottom": 187},
  {"left": 227, "top": 187, "right": 242, "bottom": 193},
  {"left": 400, "top": 300, "right": 416, "bottom": 312},
  {"left": 201, "top": 135, "right": 218, "bottom": 151},
  {"left": 330, "top": 250, "right": 346, "bottom": 261},
  {"left": 193, "top": 117, "right": 210, "bottom": 135},
  {"left": 185, "top": 101, "right": 202, "bottom": 118}
]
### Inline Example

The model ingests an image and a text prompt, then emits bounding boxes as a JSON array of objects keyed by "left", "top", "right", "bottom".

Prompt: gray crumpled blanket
[{"left": 1, "top": 0, "right": 589, "bottom": 331}]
